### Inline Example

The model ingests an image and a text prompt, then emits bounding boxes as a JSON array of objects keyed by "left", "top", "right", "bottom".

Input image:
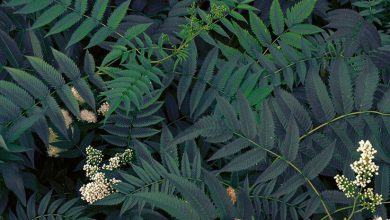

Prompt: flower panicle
[
  {"left": 334, "top": 140, "right": 383, "bottom": 213},
  {"left": 80, "top": 109, "right": 97, "bottom": 123},
  {"left": 80, "top": 146, "right": 133, "bottom": 204},
  {"left": 97, "top": 102, "right": 110, "bottom": 116}
]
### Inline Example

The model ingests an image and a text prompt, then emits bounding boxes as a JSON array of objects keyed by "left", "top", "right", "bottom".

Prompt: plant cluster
[
  {"left": 80, "top": 146, "right": 133, "bottom": 204},
  {"left": 335, "top": 140, "right": 383, "bottom": 218},
  {"left": 0, "top": 0, "right": 389, "bottom": 219}
]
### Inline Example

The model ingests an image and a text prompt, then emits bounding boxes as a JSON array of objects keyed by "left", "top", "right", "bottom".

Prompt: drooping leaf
[
  {"left": 269, "top": 0, "right": 284, "bottom": 35},
  {"left": 328, "top": 58, "right": 354, "bottom": 114},
  {"left": 31, "top": 3, "right": 69, "bottom": 29},
  {"left": 257, "top": 101, "right": 275, "bottom": 148},
  {"left": 281, "top": 115, "right": 299, "bottom": 161},
  {"left": 216, "top": 96, "right": 239, "bottom": 131},
  {"left": 208, "top": 138, "right": 250, "bottom": 161},
  {"left": 249, "top": 11, "right": 272, "bottom": 46},
  {"left": 203, "top": 170, "right": 237, "bottom": 219},
  {"left": 177, "top": 41, "right": 197, "bottom": 107},
  {"left": 220, "top": 148, "right": 265, "bottom": 173},
  {"left": 237, "top": 92, "right": 257, "bottom": 139},
  {"left": 354, "top": 59, "right": 378, "bottom": 111},
  {"left": 286, "top": 0, "right": 317, "bottom": 26},
  {"left": 0, "top": 30, "right": 23, "bottom": 67},
  {"left": 302, "top": 141, "right": 335, "bottom": 179},
  {"left": 166, "top": 174, "right": 217, "bottom": 220},
  {"left": 255, "top": 159, "right": 288, "bottom": 183},
  {"left": 305, "top": 65, "right": 335, "bottom": 123}
]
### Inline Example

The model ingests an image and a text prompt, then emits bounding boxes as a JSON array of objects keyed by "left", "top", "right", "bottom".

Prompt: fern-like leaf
[
  {"left": 354, "top": 59, "right": 379, "bottom": 111},
  {"left": 285, "top": 0, "right": 317, "bottom": 27},
  {"left": 134, "top": 192, "right": 200, "bottom": 220},
  {"left": 269, "top": 0, "right": 284, "bottom": 35},
  {"left": 166, "top": 174, "right": 217, "bottom": 220},
  {"left": 328, "top": 58, "right": 354, "bottom": 114},
  {"left": 305, "top": 65, "right": 335, "bottom": 123}
]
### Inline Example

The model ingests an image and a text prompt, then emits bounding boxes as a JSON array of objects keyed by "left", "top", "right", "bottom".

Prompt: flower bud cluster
[
  {"left": 351, "top": 140, "right": 379, "bottom": 187},
  {"left": 334, "top": 174, "right": 355, "bottom": 198},
  {"left": 79, "top": 109, "right": 97, "bottom": 123},
  {"left": 97, "top": 102, "right": 110, "bottom": 116},
  {"left": 334, "top": 140, "right": 383, "bottom": 213},
  {"left": 360, "top": 188, "right": 383, "bottom": 213},
  {"left": 80, "top": 146, "right": 133, "bottom": 204}
]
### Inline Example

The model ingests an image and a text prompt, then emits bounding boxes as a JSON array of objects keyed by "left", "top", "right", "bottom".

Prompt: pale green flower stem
[
  {"left": 320, "top": 201, "right": 390, "bottom": 220},
  {"left": 347, "top": 190, "right": 361, "bottom": 220}
]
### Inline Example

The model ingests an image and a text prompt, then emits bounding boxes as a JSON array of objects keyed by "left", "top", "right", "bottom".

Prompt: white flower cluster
[
  {"left": 79, "top": 109, "right": 97, "bottom": 123},
  {"left": 360, "top": 188, "right": 383, "bottom": 212},
  {"left": 351, "top": 140, "right": 379, "bottom": 187},
  {"left": 97, "top": 102, "right": 110, "bottom": 116},
  {"left": 334, "top": 174, "right": 355, "bottom": 198},
  {"left": 79, "top": 172, "right": 120, "bottom": 204},
  {"left": 83, "top": 164, "right": 99, "bottom": 177},
  {"left": 80, "top": 146, "right": 133, "bottom": 204},
  {"left": 102, "top": 156, "right": 121, "bottom": 170},
  {"left": 334, "top": 140, "right": 383, "bottom": 213}
]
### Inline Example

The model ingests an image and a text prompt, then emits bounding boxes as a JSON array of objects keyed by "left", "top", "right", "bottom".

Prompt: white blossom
[
  {"left": 79, "top": 172, "right": 120, "bottom": 204},
  {"left": 80, "top": 146, "right": 133, "bottom": 204},
  {"left": 334, "top": 140, "right": 383, "bottom": 213},
  {"left": 102, "top": 156, "right": 121, "bottom": 170},
  {"left": 80, "top": 109, "right": 97, "bottom": 123},
  {"left": 351, "top": 140, "right": 379, "bottom": 187},
  {"left": 97, "top": 102, "right": 110, "bottom": 116}
]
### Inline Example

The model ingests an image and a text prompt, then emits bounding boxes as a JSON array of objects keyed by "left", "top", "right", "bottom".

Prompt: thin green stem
[
  {"left": 347, "top": 193, "right": 360, "bottom": 220},
  {"left": 320, "top": 205, "right": 353, "bottom": 220},
  {"left": 233, "top": 132, "right": 333, "bottom": 219},
  {"left": 320, "top": 201, "right": 390, "bottom": 220},
  {"left": 299, "top": 111, "right": 390, "bottom": 141}
]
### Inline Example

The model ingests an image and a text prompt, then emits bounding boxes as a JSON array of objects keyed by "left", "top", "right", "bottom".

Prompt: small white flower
[
  {"left": 97, "top": 102, "right": 110, "bottom": 116},
  {"left": 351, "top": 140, "right": 379, "bottom": 187},
  {"left": 79, "top": 109, "right": 97, "bottom": 123},
  {"left": 79, "top": 172, "right": 120, "bottom": 204},
  {"left": 102, "top": 156, "right": 121, "bottom": 170}
]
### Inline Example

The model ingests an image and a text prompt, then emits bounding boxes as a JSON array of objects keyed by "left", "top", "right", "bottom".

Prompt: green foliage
[
  {"left": 1, "top": 0, "right": 390, "bottom": 219},
  {"left": 5, "top": 0, "right": 132, "bottom": 48},
  {"left": 8, "top": 191, "right": 87, "bottom": 220},
  {"left": 270, "top": 0, "right": 284, "bottom": 35}
]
